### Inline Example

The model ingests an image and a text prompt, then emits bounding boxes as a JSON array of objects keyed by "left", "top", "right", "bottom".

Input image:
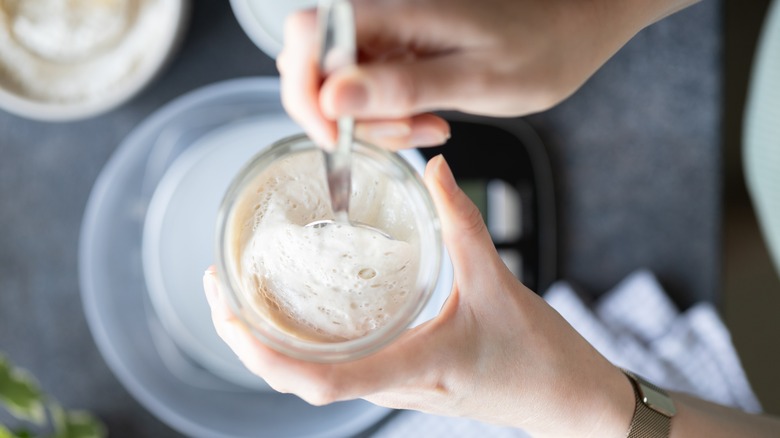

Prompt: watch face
[
  {"left": 640, "top": 385, "right": 677, "bottom": 417},
  {"left": 633, "top": 374, "right": 677, "bottom": 417}
]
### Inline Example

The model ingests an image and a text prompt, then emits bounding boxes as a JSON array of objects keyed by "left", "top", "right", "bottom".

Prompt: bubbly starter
[{"left": 229, "top": 151, "right": 421, "bottom": 342}]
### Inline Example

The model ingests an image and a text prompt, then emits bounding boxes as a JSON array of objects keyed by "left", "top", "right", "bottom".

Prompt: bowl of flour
[{"left": 0, "top": 0, "right": 189, "bottom": 121}]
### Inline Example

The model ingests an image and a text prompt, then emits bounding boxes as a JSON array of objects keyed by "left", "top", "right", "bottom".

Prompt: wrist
[
  {"left": 534, "top": 358, "right": 635, "bottom": 438},
  {"left": 583, "top": 364, "right": 636, "bottom": 438}
]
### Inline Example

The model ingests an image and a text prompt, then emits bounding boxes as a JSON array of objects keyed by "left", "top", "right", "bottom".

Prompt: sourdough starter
[{"left": 229, "top": 151, "right": 421, "bottom": 342}]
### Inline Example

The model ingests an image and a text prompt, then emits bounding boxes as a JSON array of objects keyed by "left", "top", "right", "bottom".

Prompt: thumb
[
  {"left": 424, "top": 155, "right": 505, "bottom": 285},
  {"left": 320, "top": 55, "right": 470, "bottom": 119}
]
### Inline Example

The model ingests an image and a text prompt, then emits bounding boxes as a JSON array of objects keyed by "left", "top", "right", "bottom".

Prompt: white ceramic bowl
[
  {"left": 0, "top": 0, "right": 190, "bottom": 122},
  {"left": 230, "top": 0, "right": 317, "bottom": 58}
]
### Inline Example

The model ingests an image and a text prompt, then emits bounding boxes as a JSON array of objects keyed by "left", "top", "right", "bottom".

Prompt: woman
[{"left": 205, "top": 0, "right": 780, "bottom": 436}]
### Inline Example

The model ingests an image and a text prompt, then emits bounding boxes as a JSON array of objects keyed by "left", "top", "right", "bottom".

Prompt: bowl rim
[{"left": 228, "top": 0, "right": 283, "bottom": 59}]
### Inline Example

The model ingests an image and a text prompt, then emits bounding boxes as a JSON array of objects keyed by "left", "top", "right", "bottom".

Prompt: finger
[
  {"left": 203, "top": 268, "right": 295, "bottom": 385},
  {"left": 203, "top": 265, "right": 233, "bottom": 324},
  {"left": 296, "top": 324, "right": 443, "bottom": 404},
  {"left": 347, "top": 0, "right": 476, "bottom": 118},
  {"left": 279, "top": 9, "right": 337, "bottom": 149},
  {"left": 354, "top": 113, "right": 450, "bottom": 150},
  {"left": 424, "top": 155, "right": 504, "bottom": 284},
  {"left": 319, "top": 55, "right": 484, "bottom": 119},
  {"left": 203, "top": 268, "right": 262, "bottom": 358},
  {"left": 202, "top": 266, "right": 426, "bottom": 398}
]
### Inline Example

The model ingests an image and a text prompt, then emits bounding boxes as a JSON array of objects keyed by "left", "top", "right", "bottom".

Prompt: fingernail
[
  {"left": 434, "top": 155, "right": 458, "bottom": 194},
  {"left": 203, "top": 268, "right": 219, "bottom": 307},
  {"left": 411, "top": 129, "right": 450, "bottom": 147}
]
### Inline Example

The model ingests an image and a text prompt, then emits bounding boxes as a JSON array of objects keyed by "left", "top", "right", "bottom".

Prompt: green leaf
[
  {"left": 55, "top": 411, "right": 106, "bottom": 438},
  {"left": 0, "top": 425, "right": 34, "bottom": 438},
  {"left": 0, "top": 424, "right": 13, "bottom": 438},
  {"left": 50, "top": 400, "right": 66, "bottom": 436},
  {"left": 51, "top": 399, "right": 106, "bottom": 438},
  {"left": 0, "top": 356, "right": 45, "bottom": 425}
]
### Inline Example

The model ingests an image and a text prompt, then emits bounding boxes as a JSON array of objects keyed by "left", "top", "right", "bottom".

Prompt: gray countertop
[{"left": 0, "top": 1, "right": 722, "bottom": 436}]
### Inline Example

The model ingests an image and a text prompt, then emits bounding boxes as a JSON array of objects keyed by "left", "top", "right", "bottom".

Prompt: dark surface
[
  {"left": 0, "top": 1, "right": 722, "bottom": 437},
  {"left": 527, "top": 1, "right": 723, "bottom": 309},
  {"left": 424, "top": 116, "right": 557, "bottom": 294}
]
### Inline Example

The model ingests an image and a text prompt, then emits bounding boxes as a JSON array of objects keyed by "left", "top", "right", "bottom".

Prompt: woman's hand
[
  {"left": 204, "top": 155, "right": 635, "bottom": 438},
  {"left": 277, "top": 0, "right": 698, "bottom": 150}
]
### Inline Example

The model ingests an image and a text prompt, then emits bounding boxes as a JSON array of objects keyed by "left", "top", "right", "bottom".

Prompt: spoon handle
[{"left": 318, "top": 0, "right": 356, "bottom": 222}]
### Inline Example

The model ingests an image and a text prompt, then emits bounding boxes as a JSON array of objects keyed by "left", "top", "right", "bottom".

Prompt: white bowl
[
  {"left": 80, "top": 76, "right": 398, "bottom": 438},
  {"left": 0, "top": 0, "right": 190, "bottom": 122},
  {"left": 230, "top": 0, "right": 317, "bottom": 59}
]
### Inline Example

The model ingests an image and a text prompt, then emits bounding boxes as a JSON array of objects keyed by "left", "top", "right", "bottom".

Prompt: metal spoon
[{"left": 305, "top": 0, "right": 392, "bottom": 239}]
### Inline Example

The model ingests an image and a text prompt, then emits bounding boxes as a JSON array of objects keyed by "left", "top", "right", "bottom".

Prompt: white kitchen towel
[
  {"left": 373, "top": 269, "right": 761, "bottom": 437},
  {"left": 545, "top": 269, "right": 762, "bottom": 414}
]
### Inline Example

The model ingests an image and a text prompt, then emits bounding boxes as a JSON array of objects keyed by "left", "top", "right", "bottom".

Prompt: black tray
[{"left": 420, "top": 114, "right": 557, "bottom": 293}]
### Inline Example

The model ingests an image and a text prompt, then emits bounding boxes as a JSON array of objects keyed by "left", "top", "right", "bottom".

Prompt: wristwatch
[{"left": 621, "top": 369, "right": 677, "bottom": 438}]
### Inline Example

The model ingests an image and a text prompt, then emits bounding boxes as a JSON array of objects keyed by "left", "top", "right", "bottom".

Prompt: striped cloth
[
  {"left": 744, "top": 0, "right": 780, "bottom": 277},
  {"left": 545, "top": 270, "right": 762, "bottom": 414}
]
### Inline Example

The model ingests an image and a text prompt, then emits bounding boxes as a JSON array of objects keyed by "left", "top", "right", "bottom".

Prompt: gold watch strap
[{"left": 622, "top": 369, "right": 675, "bottom": 438}]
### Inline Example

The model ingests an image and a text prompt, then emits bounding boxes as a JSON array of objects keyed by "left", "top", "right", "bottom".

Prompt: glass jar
[{"left": 215, "top": 133, "right": 442, "bottom": 362}]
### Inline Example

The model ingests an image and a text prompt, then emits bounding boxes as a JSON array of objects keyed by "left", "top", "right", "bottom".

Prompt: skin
[
  {"left": 276, "top": 0, "right": 700, "bottom": 150},
  {"left": 205, "top": 0, "right": 780, "bottom": 436},
  {"left": 204, "top": 157, "right": 780, "bottom": 437},
  {"left": 205, "top": 155, "right": 636, "bottom": 438}
]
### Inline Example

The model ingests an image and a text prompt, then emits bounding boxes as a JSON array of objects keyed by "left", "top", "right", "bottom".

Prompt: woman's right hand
[{"left": 277, "top": 0, "right": 698, "bottom": 150}]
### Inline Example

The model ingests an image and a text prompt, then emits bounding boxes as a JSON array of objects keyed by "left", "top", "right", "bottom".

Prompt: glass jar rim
[{"left": 215, "top": 133, "right": 442, "bottom": 362}]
